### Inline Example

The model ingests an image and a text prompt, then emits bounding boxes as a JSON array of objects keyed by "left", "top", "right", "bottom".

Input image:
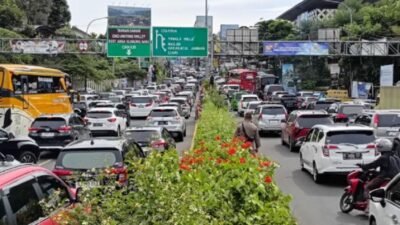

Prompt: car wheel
[
  {"left": 117, "top": 127, "right": 121, "bottom": 137},
  {"left": 313, "top": 163, "right": 323, "bottom": 184},
  {"left": 300, "top": 153, "right": 306, "bottom": 172},
  {"left": 289, "top": 138, "right": 296, "bottom": 152},
  {"left": 369, "top": 218, "right": 376, "bottom": 225},
  {"left": 179, "top": 133, "right": 184, "bottom": 142},
  {"left": 19, "top": 151, "right": 38, "bottom": 164},
  {"left": 184, "top": 128, "right": 187, "bottom": 137},
  {"left": 340, "top": 192, "right": 355, "bottom": 213}
]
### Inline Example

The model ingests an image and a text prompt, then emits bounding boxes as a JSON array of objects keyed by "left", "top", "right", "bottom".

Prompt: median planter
[{"left": 52, "top": 91, "right": 296, "bottom": 225}]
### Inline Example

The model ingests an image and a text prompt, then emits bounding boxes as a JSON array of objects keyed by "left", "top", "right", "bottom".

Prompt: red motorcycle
[{"left": 340, "top": 167, "right": 389, "bottom": 213}]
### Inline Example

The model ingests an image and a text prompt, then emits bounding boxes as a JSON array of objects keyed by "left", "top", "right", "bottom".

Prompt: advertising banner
[
  {"left": 282, "top": 64, "right": 296, "bottom": 94},
  {"left": 380, "top": 64, "right": 394, "bottom": 87},
  {"left": 10, "top": 40, "right": 65, "bottom": 54},
  {"left": 351, "top": 81, "right": 372, "bottom": 99},
  {"left": 263, "top": 42, "right": 329, "bottom": 56},
  {"left": 108, "top": 6, "right": 151, "bottom": 27}
]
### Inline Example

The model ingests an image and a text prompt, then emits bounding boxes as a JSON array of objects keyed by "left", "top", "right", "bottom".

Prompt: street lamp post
[{"left": 324, "top": 0, "right": 353, "bottom": 24}]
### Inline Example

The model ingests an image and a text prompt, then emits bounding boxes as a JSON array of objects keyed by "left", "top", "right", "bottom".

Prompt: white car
[
  {"left": 244, "top": 101, "right": 262, "bottom": 115},
  {"left": 146, "top": 107, "right": 186, "bottom": 142},
  {"left": 369, "top": 173, "right": 400, "bottom": 225},
  {"left": 146, "top": 85, "right": 157, "bottom": 94},
  {"left": 169, "top": 97, "right": 191, "bottom": 119},
  {"left": 86, "top": 108, "right": 127, "bottom": 136},
  {"left": 253, "top": 104, "right": 287, "bottom": 134},
  {"left": 222, "top": 84, "right": 240, "bottom": 95},
  {"left": 300, "top": 124, "right": 378, "bottom": 183},
  {"left": 129, "top": 96, "right": 156, "bottom": 117},
  {"left": 238, "top": 94, "right": 260, "bottom": 117}
]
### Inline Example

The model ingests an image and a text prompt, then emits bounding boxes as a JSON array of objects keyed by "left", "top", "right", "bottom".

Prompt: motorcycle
[{"left": 339, "top": 166, "right": 389, "bottom": 213}]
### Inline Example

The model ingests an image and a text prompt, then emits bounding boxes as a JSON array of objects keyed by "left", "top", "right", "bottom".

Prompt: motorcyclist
[{"left": 357, "top": 138, "right": 399, "bottom": 197}]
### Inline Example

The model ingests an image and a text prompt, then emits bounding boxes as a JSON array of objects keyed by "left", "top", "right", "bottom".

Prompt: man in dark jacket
[
  {"left": 209, "top": 74, "right": 214, "bottom": 87},
  {"left": 234, "top": 112, "right": 261, "bottom": 154}
]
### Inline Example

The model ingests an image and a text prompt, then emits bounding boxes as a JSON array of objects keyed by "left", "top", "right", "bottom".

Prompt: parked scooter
[{"left": 340, "top": 166, "right": 389, "bottom": 213}]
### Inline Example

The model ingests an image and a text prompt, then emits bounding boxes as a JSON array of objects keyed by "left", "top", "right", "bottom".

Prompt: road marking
[{"left": 39, "top": 159, "right": 51, "bottom": 167}]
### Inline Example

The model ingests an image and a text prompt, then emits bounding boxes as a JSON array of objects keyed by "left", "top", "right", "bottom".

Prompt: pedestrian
[
  {"left": 234, "top": 112, "right": 261, "bottom": 154},
  {"left": 209, "top": 74, "right": 214, "bottom": 87}
]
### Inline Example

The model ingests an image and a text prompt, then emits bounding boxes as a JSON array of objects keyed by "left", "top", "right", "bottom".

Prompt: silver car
[
  {"left": 354, "top": 110, "right": 400, "bottom": 140},
  {"left": 253, "top": 104, "right": 287, "bottom": 135},
  {"left": 146, "top": 107, "right": 186, "bottom": 142},
  {"left": 169, "top": 97, "right": 191, "bottom": 119}
]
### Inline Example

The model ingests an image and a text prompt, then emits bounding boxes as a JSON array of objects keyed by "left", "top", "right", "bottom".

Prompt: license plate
[
  {"left": 41, "top": 132, "right": 54, "bottom": 138},
  {"left": 93, "top": 123, "right": 103, "bottom": 127},
  {"left": 77, "top": 180, "right": 100, "bottom": 188},
  {"left": 343, "top": 153, "right": 362, "bottom": 160},
  {"left": 158, "top": 121, "right": 168, "bottom": 125},
  {"left": 139, "top": 105, "right": 144, "bottom": 108},
  {"left": 269, "top": 120, "right": 279, "bottom": 125}
]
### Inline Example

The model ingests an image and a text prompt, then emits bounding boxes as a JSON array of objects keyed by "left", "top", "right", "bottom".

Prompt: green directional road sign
[
  {"left": 107, "top": 27, "right": 151, "bottom": 57},
  {"left": 152, "top": 27, "right": 208, "bottom": 57}
]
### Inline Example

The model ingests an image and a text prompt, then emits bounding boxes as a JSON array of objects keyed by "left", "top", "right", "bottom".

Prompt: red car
[
  {"left": 281, "top": 110, "right": 334, "bottom": 152},
  {"left": 0, "top": 154, "right": 77, "bottom": 225}
]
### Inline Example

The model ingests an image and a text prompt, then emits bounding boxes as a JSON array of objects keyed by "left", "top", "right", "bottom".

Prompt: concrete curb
[{"left": 190, "top": 122, "right": 198, "bottom": 151}]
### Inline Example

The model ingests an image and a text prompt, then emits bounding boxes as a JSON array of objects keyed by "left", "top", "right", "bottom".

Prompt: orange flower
[
  {"left": 216, "top": 158, "right": 223, "bottom": 164},
  {"left": 260, "top": 161, "right": 272, "bottom": 167},
  {"left": 194, "top": 149, "right": 203, "bottom": 155},
  {"left": 179, "top": 164, "right": 191, "bottom": 171},
  {"left": 215, "top": 135, "right": 221, "bottom": 141},
  {"left": 241, "top": 142, "right": 252, "bottom": 149},
  {"left": 221, "top": 143, "right": 229, "bottom": 148},
  {"left": 228, "top": 148, "right": 236, "bottom": 156},
  {"left": 239, "top": 158, "right": 246, "bottom": 164},
  {"left": 264, "top": 176, "right": 272, "bottom": 184}
]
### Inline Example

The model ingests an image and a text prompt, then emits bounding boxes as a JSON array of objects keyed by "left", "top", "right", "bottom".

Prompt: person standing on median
[{"left": 234, "top": 112, "right": 261, "bottom": 154}]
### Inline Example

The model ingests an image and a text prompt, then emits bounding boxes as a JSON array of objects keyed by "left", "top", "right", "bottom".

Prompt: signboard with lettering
[
  {"left": 107, "top": 27, "right": 151, "bottom": 57},
  {"left": 152, "top": 27, "right": 207, "bottom": 57}
]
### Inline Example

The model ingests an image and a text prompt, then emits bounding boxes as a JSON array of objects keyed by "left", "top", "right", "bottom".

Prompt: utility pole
[{"left": 205, "top": 0, "right": 210, "bottom": 76}]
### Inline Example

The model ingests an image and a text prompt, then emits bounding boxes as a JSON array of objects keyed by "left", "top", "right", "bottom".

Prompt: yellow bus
[{"left": 0, "top": 64, "right": 73, "bottom": 136}]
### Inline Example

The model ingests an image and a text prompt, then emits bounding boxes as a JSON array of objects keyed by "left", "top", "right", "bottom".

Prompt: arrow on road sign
[
  {"left": 127, "top": 49, "right": 132, "bottom": 56},
  {"left": 155, "top": 30, "right": 167, "bottom": 52}
]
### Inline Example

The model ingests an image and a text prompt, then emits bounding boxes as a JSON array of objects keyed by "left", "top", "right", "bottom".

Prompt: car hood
[{"left": 12, "top": 135, "right": 36, "bottom": 143}]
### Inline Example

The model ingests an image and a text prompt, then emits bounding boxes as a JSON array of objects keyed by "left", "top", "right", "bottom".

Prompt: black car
[
  {"left": 28, "top": 114, "right": 92, "bottom": 151},
  {"left": 124, "top": 127, "right": 176, "bottom": 155},
  {"left": 0, "top": 128, "right": 40, "bottom": 163},
  {"left": 279, "top": 94, "right": 298, "bottom": 112},
  {"left": 53, "top": 138, "right": 145, "bottom": 188},
  {"left": 73, "top": 102, "right": 88, "bottom": 117}
]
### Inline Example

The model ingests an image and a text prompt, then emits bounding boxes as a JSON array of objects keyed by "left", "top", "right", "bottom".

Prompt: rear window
[
  {"left": 315, "top": 103, "right": 333, "bottom": 110},
  {"left": 340, "top": 106, "right": 364, "bottom": 115},
  {"left": 149, "top": 109, "right": 177, "bottom": 117},
  {"left": 32, "top": 118, "right": 66, "bottom": 129},
  {"left": 248, "top": 104, "right": 260, "bottom": 110},
  {"left": 326, "top": 131, "right": 375, "bottom": 145},
  {"left": 94, "top": 104, "right": 114, "bottom": 108},
  {"left": 302, "top": 93, "right": 314, "bottom": 97},
  {"left": 109, "top": 97, "right": 122, "bottom": 103},
  {"left": 267, "top": 86, "right": 284, "bottom": 93},
  {"left": 124, "top": 130, "right": 161, "bottom": 143},
  {"left": 378, "top": 114, "right": 400, "bottom": 127},
  {"left": 87, "top": 111, "right": 112, "bottom": 118},
  {"left": 243, "top": 97, "right": 258, "bottom": 102},
  {"left": 297, "top": 116, "right": 333, "bottom": 128},
  {"left": 131, "top": 97, "right": 152, "bottom": 104},
  {"left": 170, "top": 99, "right": 185, "bottom": 105},
  {"left": 230, "top": 86, "right": 240, "bottom": 90},
  {"left": 262, "top": 107, "right": 286, "bottom": 115},
  {"left": 59, "top": 150, "right": 120, "bottom": 170}
]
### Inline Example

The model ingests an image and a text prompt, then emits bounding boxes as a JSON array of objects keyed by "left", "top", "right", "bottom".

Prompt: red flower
[
  {"left": 239, "top": 158, "right": 246, "bottom": 164},
  {"left": 179, "top": 164, "right": 191, "bottom": 171},
  {"left": 228, "top": 148, "right": 236, "bottom": 156},
  {"left": 221, "top": 143, "right": 229, "bottom": 148},
  {"left": 264, "top": 176, "right": 272, "bottom": 184},
  {"left": 194, "top": 149, "right": 203, "bottom": 155},
  {"left": 215, "top": 135, "right": 221, "bottom": 141},
  {"left": 216, "top": 158, "right": 223, "bottom": 164},
  {"left": 260, "top": 161, "right": 272, "bottom": 167},
  {"left": 241, "top": 142, "right": 252, "bottom": 149}
]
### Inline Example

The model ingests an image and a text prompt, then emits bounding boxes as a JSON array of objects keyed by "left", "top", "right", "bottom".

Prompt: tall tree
[
  {"left": 0, "top": 0, "right": 25, "bottom": 29},
  {"left": 16, "top": 0, "right": 53, "bottom": 25},
  {"left": 256, "top": 19, "right": 297, "bottom": 41},
  {"left": 48, "top": 0, "right": 71, "bottom": 29}
]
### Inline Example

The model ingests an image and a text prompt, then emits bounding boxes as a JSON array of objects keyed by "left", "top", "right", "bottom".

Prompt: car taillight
[
  {"left": 130, "top": 103, "right": 137, "bottom": 107},
  {"left": 151, "top": 140, "right": 167, "bottom": 148},
  {"left": 367, "top": 144, "right": 379, "bottom": 156},
  {"left": 108, "top": 118, "right": 117, "bottom": 123},
  {"left": 373, "top": 114, "right": 379, "bottom": 127},
  {"left": 336, "top": 114, "right": 348, "bottom": 119},
  {"left": 58, "top": 126, "right": 72, "bottom": 133},
  {"left": 53, "top": 169, "right": 73, "bottom": 177},
  {"left": 28, "top": 127, "right": 39, "bottom": 133},
  {"left": 323, "top": 145, "right": 338, "bottom": 157}
]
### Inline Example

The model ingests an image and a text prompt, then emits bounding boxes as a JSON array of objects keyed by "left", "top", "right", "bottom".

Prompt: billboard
[
  {"left": 10, "top": 40, "right": 65, "bottom": 54},
  {"left": 380, "top": 64, "right": 394, "bottom": 87},
  {"left": 263, "top": 42, "right": 329, "bottom": 56},
  {"left": 351, "top": 81, "right": 372, "bottom": 99},
  {"left": 108, "top": 6, "right": 151, "bottom": 27},
  {"left": 282, "top": 64, "right": 296, "bottom": 94},
  {"left": 220, "top": 24, "right": 239, "bottom": 41}
]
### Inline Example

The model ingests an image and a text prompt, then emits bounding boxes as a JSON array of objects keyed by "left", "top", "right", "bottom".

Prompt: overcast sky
[{"left": 66, "top": 0, "right": 301, "bottom": 34}]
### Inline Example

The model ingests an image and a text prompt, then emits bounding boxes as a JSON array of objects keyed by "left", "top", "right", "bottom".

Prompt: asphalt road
[
  {"left": 38, "top": 111, "right": 197, "bottom": 170},
  {"left": 258, "top": 134, "right": 368, "bottom": 225}
]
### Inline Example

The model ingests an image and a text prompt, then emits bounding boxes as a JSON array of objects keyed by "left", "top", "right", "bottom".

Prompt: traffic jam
[{"left": 1, "top": 64, "right": 400, "bottom": 224}]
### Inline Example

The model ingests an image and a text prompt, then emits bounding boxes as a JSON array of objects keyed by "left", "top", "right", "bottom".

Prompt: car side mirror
[{"left": 370, "top": 188, "right": 386, "bottom": 207}]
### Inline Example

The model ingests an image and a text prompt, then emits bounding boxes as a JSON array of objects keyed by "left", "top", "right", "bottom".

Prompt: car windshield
[
  {"left": 243, "top": 97, "right": 258, "bottom": 102},
  {"left": 340, "top": 106, "right": 364, "bottom": 115},
  {"left": 149, "top": 109, "right": 177, "bottom": 117},
  {"left": 378, "top": 114, "right": 400, "bottom": 127},
  {"left": 230, "top": 86, "right": 240, "bottom": 90},
  {"left": 262, "top": 107, "right": 286, "bottom": 115},
  {"left": 297, "top": 116, "right": 333, "bottom": 128},
  {"left": 131, "top": 97, "right": 152, "bottom": 104},
  {"left": 326, "top": 131, "right": 375, "bottom": 145},
  {"left": 32, "top": 118, "right": 66, "bottom": 129},
  {"left": 124, "top": 130, "right": 161, "bottom": 143},
  {"left": 59, "top": 150, "right": 120, "bottom": 170},
  {"left": 87, "top": 111, "right": 112, "bottom": 118}
]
